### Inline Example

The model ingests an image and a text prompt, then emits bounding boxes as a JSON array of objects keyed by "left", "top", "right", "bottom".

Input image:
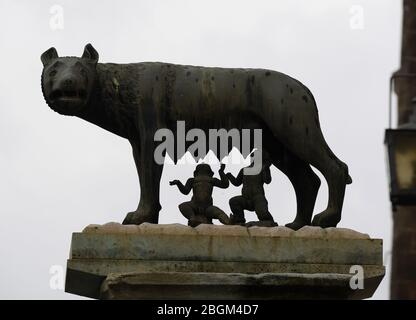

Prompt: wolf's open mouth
[{"left": 51, "top": 89, "right": 87, "bottom": 100}]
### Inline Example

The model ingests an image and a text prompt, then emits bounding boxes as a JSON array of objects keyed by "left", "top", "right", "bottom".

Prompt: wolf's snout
[
  {"left": 50, "top": 76, "right": 87, "bottom": 102},
  {"left": 60, "top": 76, "right": 78, "bottom": 90},
  {"left": 63, "top": 78, "right": 74, "bottom": 87},
  {"left": 50, "top": 88, "right": 86, "bottom": 101}
]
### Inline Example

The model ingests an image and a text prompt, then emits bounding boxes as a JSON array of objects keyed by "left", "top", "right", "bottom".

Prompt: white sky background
[{"left": 0, "top": 0, "right": 401, "bottom": 299}]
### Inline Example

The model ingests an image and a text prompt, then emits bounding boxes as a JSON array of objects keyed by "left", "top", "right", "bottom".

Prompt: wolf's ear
[
  {"left": 41, "top": 47, "right": 58, "bottom": 66},
  {"left": 82, "top": 43, "right": 99, "bottom": 64}
]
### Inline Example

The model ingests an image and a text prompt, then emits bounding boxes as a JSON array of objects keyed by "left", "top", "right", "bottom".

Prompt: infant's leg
[
  {"left": 253, "top": 195, "right": 275, "bottom": 222},
  {"left": 229, "top": 196, "right": 249, "bottom": 224},
  {"left": 178, "top": 201, "right": 196, "bottom": 220},
  {"left": 206, "top": 206, "right": 230, "bottom": 225}
]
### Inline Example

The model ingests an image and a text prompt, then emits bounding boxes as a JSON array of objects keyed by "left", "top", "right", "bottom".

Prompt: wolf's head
[{"left": 41, "top": 44, "right": 99, "bottom": 116}]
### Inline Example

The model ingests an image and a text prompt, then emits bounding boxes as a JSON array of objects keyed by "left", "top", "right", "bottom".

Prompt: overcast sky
[{"left": 0, "top": 0, "right": 401, "bottom": 299}]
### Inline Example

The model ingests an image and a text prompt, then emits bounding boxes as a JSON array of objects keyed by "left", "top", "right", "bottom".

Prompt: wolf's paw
[
  {"left": 285, "top": 219, "right": 309, "bottom": 231},
  {"left": 311, "top": 209, "right": 341, "bottom": 228},
  {"left": 122, "top": 209, "right": 157, "bottom": 225},
  {"left": 246, "top": 220, "right": 278, "bottom": 228}
]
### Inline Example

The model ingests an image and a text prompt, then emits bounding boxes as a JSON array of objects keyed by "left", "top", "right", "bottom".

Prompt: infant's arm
[
  {"left": 226, "top": 169, "right": 243, "bottom": 186},
  {"left": 170, "top": 178, "right": 194, "bottom": 195}
]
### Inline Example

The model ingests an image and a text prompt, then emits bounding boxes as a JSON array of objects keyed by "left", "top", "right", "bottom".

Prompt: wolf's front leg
[{"left": 122, "top": 139, "right": 164, "bottom": 225}]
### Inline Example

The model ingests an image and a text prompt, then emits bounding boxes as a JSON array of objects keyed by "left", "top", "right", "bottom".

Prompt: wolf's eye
[{"left": 49, "top": 70, "right": 57, "bottom": 77}]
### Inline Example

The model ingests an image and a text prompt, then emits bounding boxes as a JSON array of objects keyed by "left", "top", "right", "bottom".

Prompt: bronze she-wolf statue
[{"left": 41, "top": 43, "right": 351, "bottom": 229}]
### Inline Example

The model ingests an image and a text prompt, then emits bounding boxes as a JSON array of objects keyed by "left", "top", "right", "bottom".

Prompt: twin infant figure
[{"left": 170, "top": 152, "right": 276, "bottom": 228}]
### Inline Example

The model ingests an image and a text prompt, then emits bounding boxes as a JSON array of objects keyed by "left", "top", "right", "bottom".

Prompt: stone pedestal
[{"left": 65, "top": 223, "right": 384, "bottom": 299}]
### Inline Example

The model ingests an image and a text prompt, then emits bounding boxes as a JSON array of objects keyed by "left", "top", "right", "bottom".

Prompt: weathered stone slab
[
  {"left": 71, "top": 225, "right": 380, "bottom": 265},
  {"left": 68, "top": 259, "right": 385, "bottom": 277},
  {"left": 82, "top": 222, "right": 370, "bottom": 239},
  {"left": 99, "top": 271, "right": 383, "bottom": 300},
  {"left": 66, "top": 223, "right": 384, "bottom": 300},
  {"left": 247, "top": 226, "right": 294, "bottom": 237},
  {"left": 83, "top": 222, "right": 197, "bottom": 235}
]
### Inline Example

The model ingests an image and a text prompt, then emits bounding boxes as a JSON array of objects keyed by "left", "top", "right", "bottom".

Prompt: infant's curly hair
[{"left": 193, "top": 163, "right": 214, "bottom": 177}]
